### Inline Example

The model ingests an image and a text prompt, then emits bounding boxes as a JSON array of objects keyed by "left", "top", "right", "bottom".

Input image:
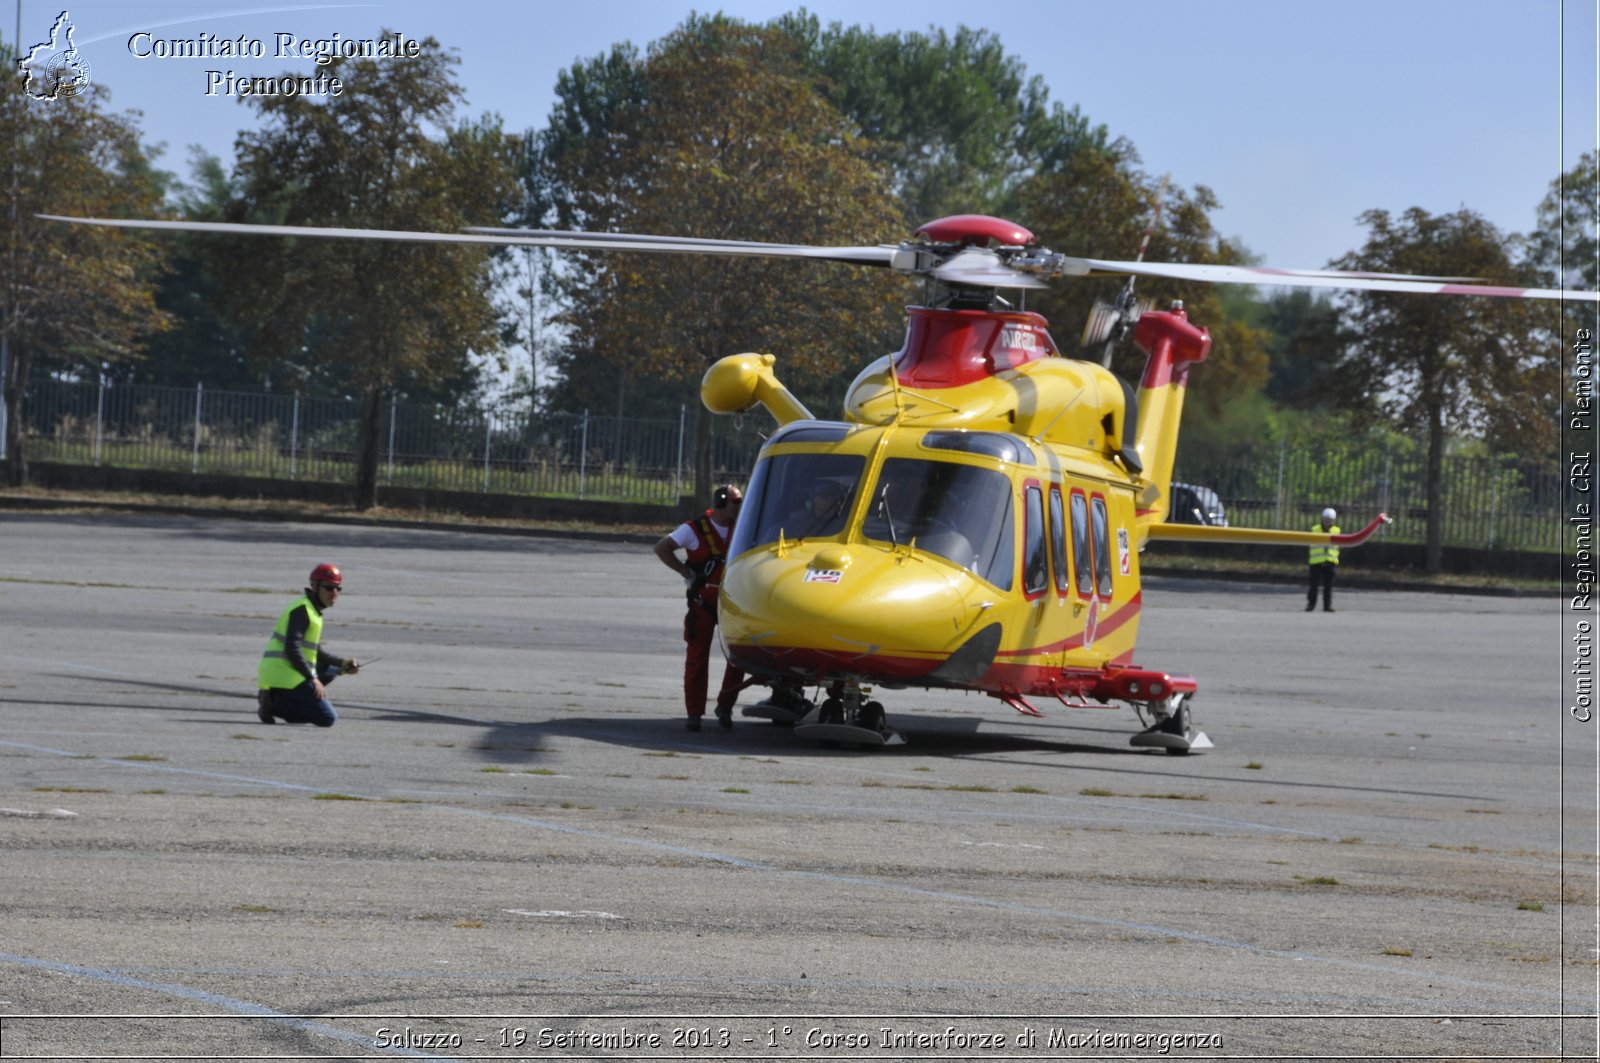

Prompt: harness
[{"left": 686, "top": 512, "right": 730, "bottom": 612}]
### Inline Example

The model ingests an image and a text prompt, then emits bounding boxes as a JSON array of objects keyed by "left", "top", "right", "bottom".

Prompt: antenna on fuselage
[{"left": 887, "top": 347, "right": 906, "bottom": 424}]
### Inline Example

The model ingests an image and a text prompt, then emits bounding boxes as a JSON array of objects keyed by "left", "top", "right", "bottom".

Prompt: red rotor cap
[
  {"left": 914, "top": 214, "right": 1036, "bottom": 248},
  {"left": 309, "top": 562, "right": 342, "bottom": 587}
]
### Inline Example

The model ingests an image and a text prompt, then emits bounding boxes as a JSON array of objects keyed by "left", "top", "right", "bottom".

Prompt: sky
[{"left": 9, "top": 0, "right": 1599, "bottom": 274}]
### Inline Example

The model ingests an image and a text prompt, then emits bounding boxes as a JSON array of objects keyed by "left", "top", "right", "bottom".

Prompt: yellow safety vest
[
  {"left": 258, "top": 596, "right": 322, "bottom": 690},
  {"left": 1309, "top": 523, "right": 1340, "bottom": 566}
]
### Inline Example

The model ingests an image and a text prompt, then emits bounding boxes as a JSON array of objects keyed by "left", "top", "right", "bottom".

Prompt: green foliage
[
  {"left": 1018, "top": 161, "right": 1272, "bottom": 417},
  {"left": 124, "top": 150, "right": 262, "bottom": 390},
  {"left": 0, "top": 45, "right": 173, "bottom": 484},
  {"left": 532, "top": 15, "right": 905, "bottom": 498},
  {"left": 1532, "top": 150, "right": 1598, "bottom": 292},
  {"left": 209, "top": 35, "right": 521, "bottom": 507},
  {"left": 770, "top": 13, "right": 1116, "bottom": 222},
  {"left": 1258, "top": 289, "right": 1353, "bottom": 413},
  {"left": 1330, "top": 209, "right": 1552, "bottom": 448},
  {"left": 1324, "top": 207, "right": 1552, "bottom": 567}
]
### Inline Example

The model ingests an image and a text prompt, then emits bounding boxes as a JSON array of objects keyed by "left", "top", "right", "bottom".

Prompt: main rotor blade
[
  {"left": 481, "top": 229, "right": 900, "bottom": 267},
  {"left": 1067, "top": 255, "right": 1600, "bottom": 301},
  {"left": 39, "top": 215, "right": 900, "bottom": 267},
  {"left": 464, "top": 224, "right": 896, "bottom": 257},
  {"left": 47, "top": 215, "right": 1583, "bottom": 299}
]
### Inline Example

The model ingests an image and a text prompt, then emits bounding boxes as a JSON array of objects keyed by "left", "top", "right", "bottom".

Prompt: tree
[
  {"left": 1327, "top": 207, "right": 1552, "bottom": 572},
  {"left": 210, "top": 35, "right": 520, "bottom": 508},
  {"left": 534, "top": 16, "right": 905, "bottom": 500},
  {"left": 1532, "top": 150, "right": 1598, "bottom": 292},
  {"left": 0, "top": 45, "right": 171, "bottom": 484},
  {"left": 771, "top": 14, "right": 1117, "bottom": 223},
  {"left": 107, "top": 150, "right": 265, "bottom": 391},
  {"left": 1015, "top": 156, "right": 1271, "bottom": 422}
]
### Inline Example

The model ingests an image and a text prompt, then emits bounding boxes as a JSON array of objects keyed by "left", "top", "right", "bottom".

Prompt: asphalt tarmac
[{"left": 0, "top": 512, "right": 1594, "bottom": 1061}]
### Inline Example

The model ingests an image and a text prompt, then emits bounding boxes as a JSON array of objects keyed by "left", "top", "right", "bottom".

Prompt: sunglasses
[
  {"left": 719, "top": 497, "right": 743, "bottom": 507},
  {"left": 321, "top": 584, "right": 343, "bottom": 593}
]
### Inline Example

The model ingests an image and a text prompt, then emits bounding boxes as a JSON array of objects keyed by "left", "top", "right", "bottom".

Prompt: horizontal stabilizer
[{"left": 1146, "top": 513, "right": 1392, "bottom": 548}]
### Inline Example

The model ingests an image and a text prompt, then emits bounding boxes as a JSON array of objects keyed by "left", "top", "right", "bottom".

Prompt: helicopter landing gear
[
  {"left": 1129, "top": 692, "right": 1213, "bottom": 755},
  {"left": 794, "top": 683, "right": 905, "bottom": 748},
  {"left": 741, "top": 679, "right": 816, "bottom": 725}
]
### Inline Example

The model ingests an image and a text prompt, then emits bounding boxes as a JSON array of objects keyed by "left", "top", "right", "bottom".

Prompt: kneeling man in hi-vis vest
[
  {"left": 257, "top": 563, "right": 361, "bottom": 726},
  {"left": 653, "top": 485, "right": 747, "bottom": 732},
  {"left": 1307, "top": 508, "right": 1340, "bottom": 613}
]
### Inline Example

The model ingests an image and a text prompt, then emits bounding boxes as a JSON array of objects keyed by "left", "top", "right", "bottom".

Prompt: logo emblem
[
  {"left": 803, "top": 569, "right": 843, "bottom": 584},
  {"left": 18, "top": 11, "right": 92, "bottom": 101}
]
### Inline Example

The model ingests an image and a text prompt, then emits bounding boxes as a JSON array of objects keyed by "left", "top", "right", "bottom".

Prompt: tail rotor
[{"left": 1082, "top": 176, "right": 1169, "bottom": 366}]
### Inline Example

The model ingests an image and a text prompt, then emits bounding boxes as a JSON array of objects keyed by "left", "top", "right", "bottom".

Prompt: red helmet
[{"left": 309, "top": 563, "right": 342, "bottom": 588}]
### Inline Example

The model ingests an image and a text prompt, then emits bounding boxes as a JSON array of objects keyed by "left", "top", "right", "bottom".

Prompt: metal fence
[
  {"left": 18, "top": 377, "right": 1562, "bottom": 550},
  {"left": 1174, "top": 443, "right": 1561, "bottom": 552},
  {"left": 19, "top": 378, "right": 769, "bottom": 505}
]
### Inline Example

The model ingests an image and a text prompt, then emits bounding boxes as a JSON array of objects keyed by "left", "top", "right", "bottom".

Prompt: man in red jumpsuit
[{"left": 653, "top": 484, "right": 747, "bottom": 731}]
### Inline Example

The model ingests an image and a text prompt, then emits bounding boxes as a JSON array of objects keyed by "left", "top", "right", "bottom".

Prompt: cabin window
[
  {"left": 1070, "top": 491, "right": 1093, "bottom": 597},
  {"left": 1049, "top": 487, "right": 1069, "bottom": 594},
  {"left": 1091, "top": 495, "right": 1114, "bottom": 599},
  {"left": 729, "top": 452, "right": 866, "bottom": 555},
  {"left": 766, "top": 420, "right": 853, "bottom": 446},
  {"left": 920, "top": 430, "right": 1035, "bottom": 465},
  {"left": 1022, "top": 484, "right": 1047, "bottom": 596},
  {"left": 862, "top": 457, "right": 1014, "bottom": 590}
]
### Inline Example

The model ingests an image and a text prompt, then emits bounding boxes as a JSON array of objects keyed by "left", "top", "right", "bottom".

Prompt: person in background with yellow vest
[
  {"left": 257, "top": 562, "right": 360, "bottom": 726},
  {"left": 1307, "top": 507, "right": 1340, "bottom": 612},
  {"left": 654, "top": 485, "right": 746, "bottom": 731}
]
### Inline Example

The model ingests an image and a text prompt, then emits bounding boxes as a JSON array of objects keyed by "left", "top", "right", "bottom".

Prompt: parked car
[{"left": 1168, "top": 482, "right": 1228, "bottom": 526}]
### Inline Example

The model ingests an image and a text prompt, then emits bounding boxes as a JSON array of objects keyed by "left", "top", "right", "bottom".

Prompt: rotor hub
[{"left": 914, "top": 214, "right": 1036, "bottom": 249}]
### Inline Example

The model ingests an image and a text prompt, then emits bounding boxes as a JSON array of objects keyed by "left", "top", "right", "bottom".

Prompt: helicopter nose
[{"left": 719, "top": 547, "right": 983, "bottom": 679}]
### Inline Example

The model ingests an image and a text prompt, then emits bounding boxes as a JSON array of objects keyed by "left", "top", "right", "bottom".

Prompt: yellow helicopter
[{"left": 45, "top": 211, "right": 1599, "bottom": 752}]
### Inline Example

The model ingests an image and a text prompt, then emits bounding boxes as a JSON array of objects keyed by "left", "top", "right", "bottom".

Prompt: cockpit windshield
[
  {"left": 728, "top": 451, "right": 866, "bottom": 557},
  {"left": 729, "top": 451, "right": 1016, "bottom": 592},
  {"left": 861, "top": 458, "right": 1014, "bottom": 590}
]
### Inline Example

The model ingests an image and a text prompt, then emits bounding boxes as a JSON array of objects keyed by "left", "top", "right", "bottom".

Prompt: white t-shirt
[{"left": 670, "top": 517, "right": 732, "bottom": 553}]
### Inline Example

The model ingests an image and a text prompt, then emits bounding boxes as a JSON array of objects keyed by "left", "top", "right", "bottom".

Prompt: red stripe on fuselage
[{"left": 993, "top": 592, "right": 1142, "bottom": 658}]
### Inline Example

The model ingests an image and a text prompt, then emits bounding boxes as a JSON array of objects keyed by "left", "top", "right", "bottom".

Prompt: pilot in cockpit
[{"left": 783, "top": 478, "right": 847, "bottom": 539}]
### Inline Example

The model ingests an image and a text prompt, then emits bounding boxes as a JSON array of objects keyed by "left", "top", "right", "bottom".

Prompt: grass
[{"left": 27, "top": 437, "right": 687, "bottom": 508}]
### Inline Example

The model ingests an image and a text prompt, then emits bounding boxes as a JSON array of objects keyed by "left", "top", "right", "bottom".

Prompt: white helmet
[{"left": 1321, "top": 507, "right": 1337, "bottom": 521}]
